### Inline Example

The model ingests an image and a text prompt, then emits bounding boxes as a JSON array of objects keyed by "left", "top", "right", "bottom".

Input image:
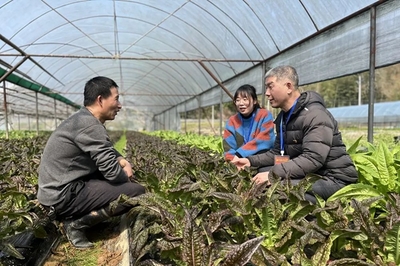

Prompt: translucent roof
[
  {"left": 1, "top": 0, "right": 400, "bottom": 130},
  {"left": 329, "top": 101, "right": 400, "bottom": 123}
]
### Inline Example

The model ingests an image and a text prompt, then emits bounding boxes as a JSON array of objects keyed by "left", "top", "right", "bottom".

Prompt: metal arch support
[
  {"left": 2, "top": 80, "right": 9, "bottom": 139},
  {"left": 0, "top": 34, "right": 64, "bottom": 86},
  {"left": 261, "top": 62, "right": 266, "bottom": 108},
  {"left": 197, "top": 96, "right": 201, "bottom": 135},
  {"left": 1, "top": 56, "right": 28, "bottom": 139},
  {"left": 54, "top": 98, "right": 58, "bottom": 128},
  {"left": 197, "top": 60, "right": 234, "bottom": 100},
  {"left": 184, "top": 102, "right": 187, "bottom": 134},
  {"left": 35, "top": 92, "right": 39, "bottom": 135},
  {"left": 195, "top": 60, "right": 233, "bottom": 136},
  {"left": 0, "top": 56, "right": 29, "bottom": 83},
  {"left": 220, "top": 89, "right": 223, "bottom": 136},
  {"left": 1, "top": 53, "right": 263, "bottom": 63}
]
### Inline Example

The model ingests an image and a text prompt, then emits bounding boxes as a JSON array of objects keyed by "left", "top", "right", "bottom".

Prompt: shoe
[{"left": 62, "top": 208, "right": 110, "bottom": 249}]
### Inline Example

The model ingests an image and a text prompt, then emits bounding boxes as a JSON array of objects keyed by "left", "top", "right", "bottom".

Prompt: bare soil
[{"left": 43, "top": 220, "right": 124, "bottom": 266}]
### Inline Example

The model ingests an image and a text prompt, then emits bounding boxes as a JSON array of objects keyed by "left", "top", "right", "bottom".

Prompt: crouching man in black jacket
[{"left": 232, "top": 65, "right": 358, "bottom": 203}]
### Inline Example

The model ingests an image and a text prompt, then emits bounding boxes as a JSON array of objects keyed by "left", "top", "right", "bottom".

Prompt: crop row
[
  {"left": 120, "top": 132, "right": 400, "bottom": 265},
  {"left": 1, "top": 131, "right": 400, "bottom": 265}
]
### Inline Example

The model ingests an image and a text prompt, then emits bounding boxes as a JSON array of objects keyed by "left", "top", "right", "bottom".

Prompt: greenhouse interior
[
  {"left": 2, "top": 1, "right": 400, "bottom": 265},
  {"left": 1, "top": 0, "right": 400, "bottom": 138}
]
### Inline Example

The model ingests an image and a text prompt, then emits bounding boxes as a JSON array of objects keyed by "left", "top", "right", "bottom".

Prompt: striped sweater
[{"left": 223, "top": 108, "right": 275, "bottom": 161}]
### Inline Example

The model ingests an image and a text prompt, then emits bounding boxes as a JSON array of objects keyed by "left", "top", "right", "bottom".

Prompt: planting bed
[
  {"left": 43, "top": 216, "right": 130, "bottom": 266},
  {"left": 2, "top": 131, "right": 400, "bottom": 265},
  {"left": 0, "top": 217, "right": 130, "bottom": 266}
]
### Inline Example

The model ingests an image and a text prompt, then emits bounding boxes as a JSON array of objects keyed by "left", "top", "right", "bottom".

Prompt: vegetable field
[{"left": 1, "top": 130, "right": 400, "bottom": 265}]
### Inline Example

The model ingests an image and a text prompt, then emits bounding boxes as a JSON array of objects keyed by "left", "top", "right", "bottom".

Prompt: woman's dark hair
[
  {"left": 84, "top": 76, "right": 119, "bottom": 106},
  {"left": 233, "top": 84, "right": 260, "bottom": 109}
]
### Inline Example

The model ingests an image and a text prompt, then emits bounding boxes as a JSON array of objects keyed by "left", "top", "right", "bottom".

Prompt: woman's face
[{"left": 234, "top": 93, "right": 256, "bottom": 116}]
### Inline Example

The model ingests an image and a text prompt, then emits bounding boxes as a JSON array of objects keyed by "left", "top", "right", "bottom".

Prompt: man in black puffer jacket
[{"left": 232, "top": 65, "right": 358, "bottom": 203}]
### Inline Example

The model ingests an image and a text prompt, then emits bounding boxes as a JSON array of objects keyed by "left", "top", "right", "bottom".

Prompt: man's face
[
  {"left": 265, "top": 76, "right": 290, "bottom": 110},
  {"left": 101, "top": 87, "right": 122, "bottom": 122}
]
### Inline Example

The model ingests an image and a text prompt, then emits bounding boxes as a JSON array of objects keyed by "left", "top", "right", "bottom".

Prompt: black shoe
[
  {"left": 62, "top": 219, "right": 94, "bottom": 249},
  {"left": 62, "top": 208, "right": 110, "bottom": 249}
]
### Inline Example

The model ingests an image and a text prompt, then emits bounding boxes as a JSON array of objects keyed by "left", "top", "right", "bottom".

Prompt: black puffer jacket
[{"left": 248, "top": 91, "right": 358, "bottom": 184}]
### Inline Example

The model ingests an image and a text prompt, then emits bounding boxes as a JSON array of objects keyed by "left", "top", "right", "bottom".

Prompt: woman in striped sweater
[{"left": 223, "top": 84, "right": 276, "bottom": 171}]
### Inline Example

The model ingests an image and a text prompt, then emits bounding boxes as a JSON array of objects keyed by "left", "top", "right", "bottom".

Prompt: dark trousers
[
  {"left": 257, "top": 166, "right": 345, "bottom": 203},
  {"left": 55, "top": 174, "right": 145, "bottom": 220},
  {"left": 290, "top": 177, "right": 345, "bottom": 204}
]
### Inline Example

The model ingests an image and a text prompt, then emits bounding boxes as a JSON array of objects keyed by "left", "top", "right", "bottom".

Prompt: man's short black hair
[{"left": 83, "top": 76, "right": 118, "bottom": 106}]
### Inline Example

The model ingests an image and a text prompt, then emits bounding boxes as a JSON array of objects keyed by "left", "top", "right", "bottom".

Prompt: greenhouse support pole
[
  {"left": 211, "top": 105, "right": 214, "bottom": 131},
  {"left": 220, "top": 89, "right": 223, "bottom": 137},
  {"left": 201, "top": 107, "right": 217, "bottom": 136},
  {"left": 358, "top": 75, "right": 362, "bottom": 106},
  {"left": 163, "top": 114, "right": 166, "bottom": 130},
  {"left": 54, "top": 98, "right": 57, "bottom": 129},
  {"left": 0, "top": 56, "right": 29, "bottom": 83},
  {"left": 197, "top": 98, "right": 201, "bottom": 135},
  {"left": 261, "top": 62, "right": 266, "bottom": 108},
  {"left": 165, "top": 110, "right": 168, "bottom": 130},
  {"left": 198, "top": 60, "right": 234, "bottom": 100},
  {"left": 35, "top": 91, "right": 39, "bottom": 135},
  {"left": 153, "top": 116, "right": 158, "bottom": 131},
  {"left": 368, "top": 6, "right": 376, "bottom": 143},
  {"left": 167, "top": 111, "right": 172, "bottom": 130},
  {"left": 18, "top": 114, "right": 20, "bottom": 130},
  {"left": 184, "top": 102, "right": 187, "bottom": 133},
  {"left": 3, "top": 81, "right": 9, "bottom": 139},
  {"left": 176, "top": 107, "right": 178, "bottom": 132}
]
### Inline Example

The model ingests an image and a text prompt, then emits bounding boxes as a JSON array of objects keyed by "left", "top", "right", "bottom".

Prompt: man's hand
[
  {"left": 252, "top": 171, "right": 270, "bottom": 185},
  {"left": 118, "top": 157, "right": 134, "bottom": 181},
  {"left": 231, "top": 157, "right": 250, "bottom": 170}
]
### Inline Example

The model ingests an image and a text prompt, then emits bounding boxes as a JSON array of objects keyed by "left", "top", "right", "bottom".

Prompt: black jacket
[{"left": 248, "top": 91, "right": 358, "bottom": 184}]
